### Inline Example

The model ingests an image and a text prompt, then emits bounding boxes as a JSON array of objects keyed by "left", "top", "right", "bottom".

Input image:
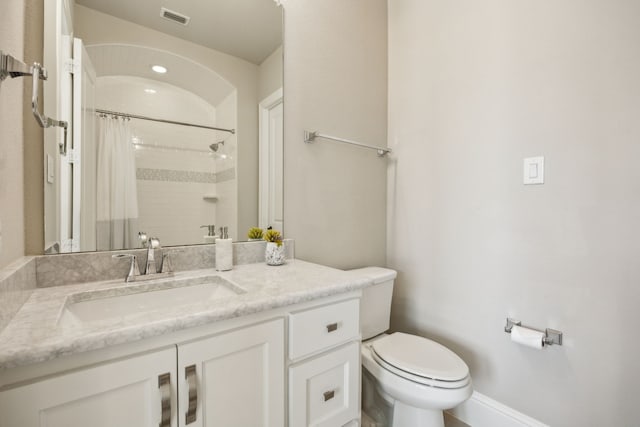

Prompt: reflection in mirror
[
  {"left": 43, "top": 0, "right": 283, "bottom": 253},
  {"left": 90, "top": 46, "right": 237, "bottom": 251}
]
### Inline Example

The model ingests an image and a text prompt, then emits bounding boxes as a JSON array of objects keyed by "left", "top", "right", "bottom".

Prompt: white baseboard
[{"left": 447, "top": 391, "right": 548, "bottom": 427}]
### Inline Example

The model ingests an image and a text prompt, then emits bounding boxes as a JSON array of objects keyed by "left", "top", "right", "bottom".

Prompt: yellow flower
[{"left": 264, "top": 230, "right": 283, "bottom": 247}]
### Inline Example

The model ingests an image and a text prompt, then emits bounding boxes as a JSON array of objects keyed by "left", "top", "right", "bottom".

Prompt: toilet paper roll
[{"left": 511, "top": 325, "right": 545, "bottom": 349}]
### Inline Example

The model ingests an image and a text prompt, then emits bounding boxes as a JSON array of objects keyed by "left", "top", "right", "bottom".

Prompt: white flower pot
[{"left": 265, "top": 242, "right": 285, "bottom": 266}]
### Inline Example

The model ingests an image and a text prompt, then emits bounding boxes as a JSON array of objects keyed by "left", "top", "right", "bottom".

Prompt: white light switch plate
[
  {"left": 47, "top": 155, "right": 54, "bottom": 184},
  {"left": 523, "top": 156, "right": 544, "bottom": 185}
]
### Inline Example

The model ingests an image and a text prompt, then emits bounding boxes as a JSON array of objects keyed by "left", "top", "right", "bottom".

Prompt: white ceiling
[
  {"left": 86, "top": 44, "right": 235, "bottom": 107},
  {"left": 76, "top": 0, "right": 283, "bottom": 65}
]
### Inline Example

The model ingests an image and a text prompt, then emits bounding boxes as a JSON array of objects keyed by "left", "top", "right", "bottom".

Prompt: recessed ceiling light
[
  {"left": 144, "top": 89, "right": 157, "bottom": 94},
  {"left": 151, "top": 65, "right": 167, "bottom": 74}
]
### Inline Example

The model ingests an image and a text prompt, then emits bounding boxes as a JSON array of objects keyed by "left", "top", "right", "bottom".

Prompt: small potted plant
[
  {"left": 247, "top": 227, "right": 264, "bottom": 241},
  {"left": 264, "top": 229, "right": 285, "bottom": 266}
]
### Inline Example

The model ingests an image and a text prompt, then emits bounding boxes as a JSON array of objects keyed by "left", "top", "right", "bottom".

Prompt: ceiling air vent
[{"left": 160, "top": 7, "right": 190, "bottom": 26}]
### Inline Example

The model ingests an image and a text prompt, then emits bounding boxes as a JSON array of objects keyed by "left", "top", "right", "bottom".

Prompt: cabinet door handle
[
  {"left": 323, "top": 389, "right": 336, "bottom": 401},
  {"left": 326, "top": 322, "right": 339, "bottom": 333},
  {"left": 158, "top": 373, "right": 171, "bottom": 427},
  {"left": 185, "top": 365, "right": 198, "bottom": 424}
]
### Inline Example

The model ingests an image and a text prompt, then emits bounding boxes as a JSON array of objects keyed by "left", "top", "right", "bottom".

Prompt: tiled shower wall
[
  {"left": 136, "top": 167, "right": 236, "bottom": 245},
  {"left": 212, "top": 92, "right": 239, "bottom": 240},
  {"left": 95, "top": 76, "right": 238, "bottom": 246}
]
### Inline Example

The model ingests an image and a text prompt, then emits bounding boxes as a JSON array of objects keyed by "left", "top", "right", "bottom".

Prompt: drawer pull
[
  {"left": 185, "top": 365, "right": 197, "bottom": 424},
  {"left": 158, "top": 373, "right": 171, "bottom": 427},
  {"left": 326, "top": 322, "right": 339, "bottom": 333},
  {"left": 323, "top": 390, "right": 336, "bottom": 401}
]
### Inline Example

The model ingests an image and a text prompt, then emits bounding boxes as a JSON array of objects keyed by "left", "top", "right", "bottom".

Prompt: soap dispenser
[
  {"left": 215, "top": 226, "right": 233, "bottom": 271},
  {"left": 200, "top": 225, "right": 217, "bottom": 244}
]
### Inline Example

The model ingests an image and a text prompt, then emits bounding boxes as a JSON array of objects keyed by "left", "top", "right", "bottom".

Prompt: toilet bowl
[
  {"left": 361, "top": 333, "right": 472, "bottom": 427},
  {"left": 352, "top": 267, "right": 473, "bottom": 427}
]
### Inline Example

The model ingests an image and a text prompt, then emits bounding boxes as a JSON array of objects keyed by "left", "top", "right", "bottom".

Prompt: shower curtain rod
[
  {"left": 132, "top": 142, "right": 211, "bottom": 153},
  {"left": 95, "top": 108, "right": 236, "bottom": 134}
]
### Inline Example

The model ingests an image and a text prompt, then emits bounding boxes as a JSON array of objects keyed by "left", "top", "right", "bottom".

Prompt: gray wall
[
  {"left": 283, "top": 0, "right": 388, "bottom": 269},
  {"left": 0, "top": 0, "right": 43, "bottom": 268},
  {"left": 0, "top": 0, "right": 26, "bottom": 268},
  {"left": 23, "top": 0, "right": 44, "bottom": 256},
  {"left": 387, "top": 1, "right": 640, "bottom": 425},
  {"left": 258, "top": 45, "right": 283, "bottom": 103}
]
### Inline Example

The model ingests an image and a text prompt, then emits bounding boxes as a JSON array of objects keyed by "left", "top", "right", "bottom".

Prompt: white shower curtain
[{"left": 96, "top": 117, "right": 139, "bottom": 250}]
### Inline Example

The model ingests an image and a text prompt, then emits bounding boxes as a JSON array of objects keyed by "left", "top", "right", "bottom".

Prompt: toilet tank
[{"left": 349, "top": 267, "right": 397, "bottom": 340}]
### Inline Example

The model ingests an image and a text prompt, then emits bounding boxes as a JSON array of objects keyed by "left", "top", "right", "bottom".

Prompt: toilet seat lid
[{"left": 371, "top": 332, "right": 469, "bottom": 382}]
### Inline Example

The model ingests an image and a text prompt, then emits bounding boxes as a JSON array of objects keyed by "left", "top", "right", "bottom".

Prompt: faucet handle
[
  {"left": 161, "top": 249, "right": 183, "bottom": 274},
  {"left": 161, "top": 253, "right": 173, "bottom": 274},
  {"left": 138, "top": 232, "right": 148, "bottom": 248},
  {"left": 112, "top": 254, "right": 141, "bottom": 282}
]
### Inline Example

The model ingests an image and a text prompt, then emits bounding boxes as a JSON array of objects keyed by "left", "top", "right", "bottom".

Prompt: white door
[
  {"left": 177, "top": 319, "right": 285, "bottom": 427},
  {"left": 259, "top": 88, "right": 284, "bottom": 233},
  {"left": 0, "top": 348, "right": 177, "bottom": 427},
  {"left": 72, "top": 37, "right": 97, "bottom": 252},
  {"left": 43, "top": 0, "right": 74, "bottom": 252}
]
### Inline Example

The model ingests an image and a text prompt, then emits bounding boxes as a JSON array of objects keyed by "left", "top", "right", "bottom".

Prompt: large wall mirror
[{"left": 43, "top": 0, "right": 283, "bottom": 253}]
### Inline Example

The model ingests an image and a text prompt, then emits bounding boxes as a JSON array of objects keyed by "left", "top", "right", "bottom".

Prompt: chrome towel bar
[
  {"left": 304, "top": 130, "right": 391, "bottom": 157},
  {"left": 1, "top": 50, "right": 69, "bottom": 155}
]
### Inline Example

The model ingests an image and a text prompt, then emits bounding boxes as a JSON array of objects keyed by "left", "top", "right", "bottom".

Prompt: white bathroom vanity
[{"left": 0, "top": 260, "right": 371, "bottom": 427}]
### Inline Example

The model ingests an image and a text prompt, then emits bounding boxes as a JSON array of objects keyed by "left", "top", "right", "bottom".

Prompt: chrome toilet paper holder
[{"left": 504, "top": 318, "right": 563, "bottom": 346}]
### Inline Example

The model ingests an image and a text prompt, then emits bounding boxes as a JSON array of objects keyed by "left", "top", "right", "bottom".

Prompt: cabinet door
[
  {"left": 0, "top": 347, "right": 177, "bottom": 427},
  {"left": 289, "top": 341, "right": 360, "bottom": 427},
  {"left": 177, "top": 318, "right": 285, "bottom": 427}
]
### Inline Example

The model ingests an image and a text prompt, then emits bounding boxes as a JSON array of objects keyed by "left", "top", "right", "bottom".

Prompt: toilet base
[
  {"left": 363, "top": 368, "right": 447, "bottom": 427},
  {"left": 392, "top": 400, "right": 444, "bottom": 427}
]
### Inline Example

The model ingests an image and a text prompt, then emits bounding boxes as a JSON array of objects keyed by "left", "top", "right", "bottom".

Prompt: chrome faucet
[
  {"left": 145, "top": 237, "right": 161, "bottom": 275},
  {"left": 113, "top": 237, "right": 174, "bottom": 283}
]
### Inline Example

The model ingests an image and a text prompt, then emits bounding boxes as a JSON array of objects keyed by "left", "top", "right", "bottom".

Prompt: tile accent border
[
  {"left": 136, "top": 168, "right": 216, "bottom": 184},
  {"left": 215, "top": 167, "right": 236, "bottom": 183},
  {"left": 136, "top": 167, "right": 236, "bottom": 184}
]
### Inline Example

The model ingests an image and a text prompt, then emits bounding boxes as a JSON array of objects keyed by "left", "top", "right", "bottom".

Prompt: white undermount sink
[{"left": 58, "top": 275, "right": 245, "bottom": 326}]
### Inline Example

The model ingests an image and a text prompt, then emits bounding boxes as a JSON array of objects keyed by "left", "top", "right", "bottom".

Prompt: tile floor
[{"left": 444, "top": 412, "right": 471, "bottom": 427}]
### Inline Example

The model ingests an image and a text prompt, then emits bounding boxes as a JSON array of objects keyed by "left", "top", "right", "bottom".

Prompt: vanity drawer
[
  {"left": 289, "top": 341, "right": 360, "bottom": 427},
  {"left": 289, "top": 298, "right": 359, "bottom": 359}
]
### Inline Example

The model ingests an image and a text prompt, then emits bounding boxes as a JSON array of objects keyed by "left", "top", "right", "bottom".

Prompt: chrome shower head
[{"left": 209, "top": 140, "right": 225, "bottom": 152}]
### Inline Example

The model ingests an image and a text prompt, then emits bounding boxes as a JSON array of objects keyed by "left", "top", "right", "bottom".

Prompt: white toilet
[{"left": 353, "top": 267, "right": 473, "bottom": 427}]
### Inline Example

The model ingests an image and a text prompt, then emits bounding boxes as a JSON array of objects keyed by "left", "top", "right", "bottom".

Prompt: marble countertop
[{"left": 0, "top": 260, "right": 373, "bottom": 371}]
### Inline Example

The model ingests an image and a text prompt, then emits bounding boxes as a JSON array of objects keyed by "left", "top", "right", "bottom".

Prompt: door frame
[{"left": 258, "top": 88, "right": 283, "bottom": 231}]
